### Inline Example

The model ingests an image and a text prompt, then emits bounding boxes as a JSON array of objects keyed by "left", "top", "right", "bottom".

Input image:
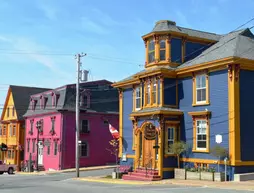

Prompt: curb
[
  {"left": 73, "top": 178, "right": 151, "bottom": 185},
  {"left": 16, "top": 165, "right": 117, "bottom": 176}
]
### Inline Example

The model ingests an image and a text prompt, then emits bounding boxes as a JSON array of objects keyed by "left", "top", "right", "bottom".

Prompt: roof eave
[{"left": 142, "top": 31, "right": 218, "bottom": 44}]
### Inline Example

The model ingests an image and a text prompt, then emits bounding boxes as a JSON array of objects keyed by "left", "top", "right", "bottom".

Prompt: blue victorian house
[{"left": 112, "top": 20, "right": 254, "bottom": 181}]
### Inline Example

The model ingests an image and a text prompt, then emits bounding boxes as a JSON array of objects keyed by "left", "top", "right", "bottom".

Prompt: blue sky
[{"left": 0, "top": 0, "right": 254, "bottom": 110}]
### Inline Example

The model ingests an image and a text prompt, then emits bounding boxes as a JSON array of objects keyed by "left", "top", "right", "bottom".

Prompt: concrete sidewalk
[
  {"left": 16, "top": 165, "right": 117, "bottom": 176},
  {"left": 75, "top": 176, "right": 254, "bottom": 191}
]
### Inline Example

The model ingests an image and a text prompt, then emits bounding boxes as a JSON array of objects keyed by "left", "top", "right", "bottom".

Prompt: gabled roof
[
  {"left": 1, "top": 85, "right": 51, "bottom": 121},
  {"left": 178, "top": 28, "right": 254, "bottom": 69}
]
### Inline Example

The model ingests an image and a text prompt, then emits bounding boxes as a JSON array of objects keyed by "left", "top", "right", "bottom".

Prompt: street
[{"left": 0, "top": 169, "right": 252, "bottom": 193}]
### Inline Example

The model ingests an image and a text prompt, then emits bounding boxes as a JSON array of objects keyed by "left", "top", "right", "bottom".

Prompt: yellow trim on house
[
  {"left": 126, "top": 154, "right": 135, "bottom": 159},
  {"left": 118, "top": 90, "right": 123, "bottom": 158},
  {"left": 142, "top": 31, "right": 217, "bottom": 45},
  {"left": 162, "top": 167, "right": 175, "bottom": 172},
  {"left": 130, "top": 110, "right": 183, "bottom": 118},
  {"left": 158, "top": 122, "right": 164, "bottom": 177},
  {"left": 192, "top": 72, "right": 210, "bottom": 106},
  {"left": 180, "top": 158, "right": 229, "bottom": 165},
  {"left": 188, "top": 111, "right": 211, "bottom": 116},
  {"left": 228, "top": 64, "right": 240, "bottom": 166}
]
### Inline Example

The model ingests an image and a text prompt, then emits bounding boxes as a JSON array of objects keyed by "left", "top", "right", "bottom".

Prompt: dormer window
[
  {"left": 31, "top": 99, "right": 37, "bottom": 111},
  {"left": 44, "top": 97, "right": 48, "bottom": 109},
  {"left": 148, "top": 40, "right": 155, "bottom": 63},
  {"left": 159, "top": 40, "right": 166, "bottom": 61},
  {"left": 51, "top": 92, "right": 59, "bottom": 108},
  {"left": 80, "top": 90, "right": 90, "bottom": 108},
  {"left": 40, "top": 96, "right": 43, "bottom": 109}
]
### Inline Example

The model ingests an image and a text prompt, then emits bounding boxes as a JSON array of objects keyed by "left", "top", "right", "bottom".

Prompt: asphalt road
[{"left": 0, "top": 169, "right": 251, "bottom": 193}]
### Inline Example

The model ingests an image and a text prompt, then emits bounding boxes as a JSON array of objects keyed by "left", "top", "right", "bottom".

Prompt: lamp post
[{"left": 35, "top": 120, "right": 41, "bottom": 172}]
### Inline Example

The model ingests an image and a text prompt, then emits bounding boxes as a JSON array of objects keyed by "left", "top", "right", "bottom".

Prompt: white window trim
[
  {"left": 135, "top": 87, "right": 141, "bottom": 110},
  {"left": 152, "top": 80, "right": 157, "bottom": 104},
  {"left": 196, "top": 120, "right": 207, "bottom": 150},
  {"left": 147, "top": 84, "right": 151, "bottom": 105},
  {"left": 196, "top": 74, "right": 207, "bottom": 104}
]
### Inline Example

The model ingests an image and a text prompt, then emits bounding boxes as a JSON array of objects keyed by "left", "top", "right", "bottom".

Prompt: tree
[
  {"left": 106, "top": 138, "right": 119, "bottom": 167},
  {"left": 210, "top": 145, "right": 228, "bottom": 172},
  {"left": 168, "top": 141, "right": 188, "bottom": 168}
]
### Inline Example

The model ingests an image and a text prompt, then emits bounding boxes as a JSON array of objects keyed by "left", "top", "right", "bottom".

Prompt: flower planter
[
  {"left": 201, "top": 171, "right": 214, "bottom": 181},
  {"left": 186, "top": 171, "right": 200, "bottom": 180},
  {"left": 174, "top": 168, "right": 186, "bottom": 180},
  {"left": 214, "top": 172, "right": 225, "bottom": 182}
]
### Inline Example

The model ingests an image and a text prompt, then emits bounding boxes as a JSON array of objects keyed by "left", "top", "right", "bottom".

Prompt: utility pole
[{"left": 75, "top": 53, "right": 86, "bottom": 178}]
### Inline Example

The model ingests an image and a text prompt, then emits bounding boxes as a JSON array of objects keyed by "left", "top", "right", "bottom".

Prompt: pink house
[{"left": 23, "top": 80, "right": 119, "bottom": 171}]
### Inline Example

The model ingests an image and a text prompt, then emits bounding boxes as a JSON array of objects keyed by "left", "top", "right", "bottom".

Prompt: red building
[{"left": 24, "top": 80, "right": 119, "bottom": 171}]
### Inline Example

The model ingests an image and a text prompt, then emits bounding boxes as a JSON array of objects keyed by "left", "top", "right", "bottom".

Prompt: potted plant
[
  {"left": 168, "top": 141, "right": 188, "bottom": 180},
  {"left": 185, "top": 167, "right": 201, "bottom": 180},
  {"left": 210, "top": 145, "right": 228, "bottom": 181}
]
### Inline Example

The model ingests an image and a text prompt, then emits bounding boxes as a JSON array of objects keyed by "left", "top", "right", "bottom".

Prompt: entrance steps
[{"left": 122, "top": 167, "right": 161, "bottom": 181}]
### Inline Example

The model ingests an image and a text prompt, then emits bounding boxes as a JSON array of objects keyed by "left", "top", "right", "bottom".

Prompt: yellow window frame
[
  {"left": 192, "top": 72, "right": 210, "bottom": 106},
  {"left": 189, "top": 111, "right": 211, "bottom": 153},
  {"left": 148, "top": 39, "right": 155, "bottom": 64},
  {"left": 159, "top": 39, "right": 166, "bottom": 62},
  {"left": 164, "top": 122, "right": 180, "bottom": 154}
]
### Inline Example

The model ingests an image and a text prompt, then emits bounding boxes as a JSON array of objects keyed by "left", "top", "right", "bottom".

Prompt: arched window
[
  {"left": 159, "top": 40, "right": 166, "bottom": 61},
  {"left": 148, "top": 40, "right": 155, "bottom": 63}
]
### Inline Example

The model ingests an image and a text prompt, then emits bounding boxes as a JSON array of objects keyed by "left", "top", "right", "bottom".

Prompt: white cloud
[
  {"left": 0, "top": 35, "right": 72, "bottom": 79},
  {"left": 81, "top": 17, "right": 109, "bottom": 35}
]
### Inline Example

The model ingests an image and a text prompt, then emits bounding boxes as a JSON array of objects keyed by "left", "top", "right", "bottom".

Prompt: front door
[
  {"left": 140, "top": 122, "right": 158, "bottom": 169},
  {"left": 143, "top": 139, "right": 155, "bottom": 168},
  {"left": 38, "top": 141, "right": 43, "bottom": 165}
]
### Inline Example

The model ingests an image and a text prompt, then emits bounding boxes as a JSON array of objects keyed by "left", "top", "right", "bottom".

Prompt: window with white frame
[
  {"left": 196, "top": 120, "right": 207, "bottom": 149},
  {"left": 146, "top": 83, "right": 151, "bottom": 105},
  {"left": 167, "top": 127, "right": 175, "bottom": 153},
  {"left": 135, "top": 86, "right": 141, "bottom": 110},
  {"left": 152, "top": 79, "right": 157, "bottom": 104},
  {"left": 196, "top": 74, "right": 207, "bottom": 103}
]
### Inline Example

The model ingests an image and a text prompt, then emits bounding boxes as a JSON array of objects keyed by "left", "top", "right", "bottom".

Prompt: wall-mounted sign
[
  {"left": 122, "top": 153, "right": 127, "bottom": 162},
  {"left": 215, "top": 134, "right": 222, "bottom": 144},
  {"left": 144, "top": 123, "right": 156, "bottom": 140}
]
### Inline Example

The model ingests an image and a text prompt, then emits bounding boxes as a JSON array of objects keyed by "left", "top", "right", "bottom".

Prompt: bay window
[
  {"left": 159, "top": 40, "right": 166, "bottom": 61},
  {"left": 148, "top": 40, "right": 155, "bottom": 63}
]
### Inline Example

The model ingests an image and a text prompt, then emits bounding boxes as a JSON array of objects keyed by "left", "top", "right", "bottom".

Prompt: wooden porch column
[{"left": 158, "top": 117, "right": 164, "bottom": 177}]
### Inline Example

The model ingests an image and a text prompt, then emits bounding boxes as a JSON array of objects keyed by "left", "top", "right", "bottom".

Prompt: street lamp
[{"left": 35, "top": 120, "right": 42, "bottom": 172}]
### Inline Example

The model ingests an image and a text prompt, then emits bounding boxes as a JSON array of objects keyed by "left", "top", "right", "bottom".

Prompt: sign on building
[
  {"left": 144, "top": 123, "right": 156, "bottom": 140},
  {"left": 215, "top": 134, "right": 222, "bottom": 144}
]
